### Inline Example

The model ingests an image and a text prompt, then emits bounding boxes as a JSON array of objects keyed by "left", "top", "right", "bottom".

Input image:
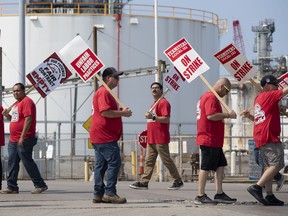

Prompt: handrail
[{"left": 0, "top": 2, "right": 227, "bottom": 32}]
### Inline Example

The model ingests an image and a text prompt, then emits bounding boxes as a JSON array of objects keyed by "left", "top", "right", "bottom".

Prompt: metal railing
[
  {"left": 0, "top": 2, "right": 228, "bottom": 32},
  {"left": 1, "top": 132, "right": 287, "bottom": 181}
]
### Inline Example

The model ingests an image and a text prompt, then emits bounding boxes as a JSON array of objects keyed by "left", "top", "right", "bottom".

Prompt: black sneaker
[
  {"left": 194, "top": 194, "right": 218, "bottom": 205},
  {"left": 264, "top": 194, "right": 284, "bottom": 206},
  {"left": 214, "top": 192, "right": 237, "bottom": 204},
  {"left": 247, "top": 184, "right": 266, "bottom": 205},
  {"left": 129, "top": 182, "right": 148, "bottom": 190},
  {"left": 168, "top": 180, "right": 184, "bottom": 190}
]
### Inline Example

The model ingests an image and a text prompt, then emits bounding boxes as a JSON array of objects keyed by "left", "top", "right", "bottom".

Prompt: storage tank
[{"left": 0, "top": 2, "right": 222, "bottom": 149}]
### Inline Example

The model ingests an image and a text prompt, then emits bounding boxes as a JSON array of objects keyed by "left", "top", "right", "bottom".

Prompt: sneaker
[
  {"left": 264, "top": 194, "right": 284, "bottom": 206},
  {"left": 92, "top": 194, "right": 103, "bottom": 203},
  {"left": 276, "top": 175, "right": 286, "bottom": 191},
  {"left": 168, "top": 180, "right": 184, "bottom": 190},
  {"left": 214, "top": 192, "right": 237, "bottom": 204},
  {"left": 31, "top": 186, "right": 48, "bottom": 194},
  {"left": 194, "top": 194, "right": 218, "bottom": 205},
  {"left": 129, "top": 182, "right": 148, "bottom": 190},
  {"left": 0, "top": 188, "right": 19, "bottom": 194},
  {"left": 247, "top": 184, "right": 266, "bottom": 205},
  {"left": 102, "top": 194, "right": 127, "bottom": 204}
]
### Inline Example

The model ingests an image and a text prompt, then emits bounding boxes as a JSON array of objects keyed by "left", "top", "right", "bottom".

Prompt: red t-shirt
[
  {"left": 0, "top": 105, "right": 5, "bottom": 146},
  {"left": 196, "top": 91, "right": 224, "bottom": 148},
  {"left": 90, "top": 86, "right": 122, "bottom": 144},
  {"left": 147, "top": 98, "right": 170, "bottom": 144},
  {"left": 9, "top": 96, "right": 36, "bottom": 142},
  {"left": 253, "top": 90, "right": 282, "bottom": 148}
]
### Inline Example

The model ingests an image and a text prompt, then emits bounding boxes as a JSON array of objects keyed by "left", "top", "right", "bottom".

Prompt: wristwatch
[{"left": 152, "top": 114, "right": 156, "bottom": 121}]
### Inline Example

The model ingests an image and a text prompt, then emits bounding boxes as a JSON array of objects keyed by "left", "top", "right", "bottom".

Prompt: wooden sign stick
[
  {"left": 94, "top": 73, "right": 126, "bottom": 109},
  {"left": 148, "top": 88, "right": 169, "bottom": 113},
  {"left": 199, "top": 74, "right": 232, "bottom": 112},
  {"left": 249, "top": 78, "right": 262, "bottom": 92}
]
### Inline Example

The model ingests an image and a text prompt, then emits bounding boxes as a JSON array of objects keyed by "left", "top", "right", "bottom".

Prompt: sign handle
[
  {"left": 199, "top": 74, "right": 232, "bottom": 112},
  {"left": 249, "top": 78, "right": 262, "bottom": 92},
  {"left": 148, "top": 88, "right": 169, "bottom": 113},
  {"left": 94, "top": 73, "right": 126, "bottom": 109}
]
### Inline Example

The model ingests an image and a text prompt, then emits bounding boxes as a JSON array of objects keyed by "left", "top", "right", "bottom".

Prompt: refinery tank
[{"left": 0, "top": 2, "right": 225, "bottom": 153}]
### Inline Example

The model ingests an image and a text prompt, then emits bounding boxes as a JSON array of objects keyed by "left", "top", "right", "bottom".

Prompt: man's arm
[
  {"left": 2, "top": 109, "right": 12, "bottom": 121},
  {"left": 101, "top": 108, "right": 132, "bottom": 118},
  {"left": 207, "top": 110, "right": 237, "bottom": 121}
]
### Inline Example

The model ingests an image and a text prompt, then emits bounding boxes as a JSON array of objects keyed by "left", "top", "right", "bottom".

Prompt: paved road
[{"left": 0, "top": 180, "right": 287, "bottom": 216}]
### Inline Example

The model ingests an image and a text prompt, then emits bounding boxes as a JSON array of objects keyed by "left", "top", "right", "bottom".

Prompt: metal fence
[{"left": 2, "top": 132, "right": 287, "bottom": 182}]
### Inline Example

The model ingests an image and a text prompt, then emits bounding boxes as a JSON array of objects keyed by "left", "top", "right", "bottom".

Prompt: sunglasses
[{"left": 223, "top": 84, "right": 230, "bottom": 93}]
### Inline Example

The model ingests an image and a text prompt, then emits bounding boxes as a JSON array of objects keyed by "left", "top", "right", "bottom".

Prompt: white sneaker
[{"left": 276, "top": 175, "right": 286, "bottom": 191}]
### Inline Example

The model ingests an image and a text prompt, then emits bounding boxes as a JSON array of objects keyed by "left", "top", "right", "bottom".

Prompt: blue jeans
[
  {"left": 7, "top": 136, "right": 47, "bottom": 191},
  {"left": 93, "top": 141, "right": 121, "bottom": 196}
]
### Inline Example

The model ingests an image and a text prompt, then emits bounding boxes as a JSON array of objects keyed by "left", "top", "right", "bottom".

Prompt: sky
[{"left": 128, "top": 0, "right": 288, "bottom": 65}]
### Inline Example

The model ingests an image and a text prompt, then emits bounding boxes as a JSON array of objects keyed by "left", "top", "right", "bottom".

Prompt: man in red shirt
[
  {"left": 90, "top": 67, "right": 132, "bottom": 204},
  {"left": 0, "top": 105, "right": 5, "bottom": 190},
  {"left": 194, "top": 78, "right": 237, "bottom": 205},
  {"left": 1, "top": 83, "right": 47, "bottom": 194},
  {"left": 129, "top": 82, "right": 183, "bottom": 190},
  {"left": 244, "top": 75, "right": 288, "bottom": 206}
]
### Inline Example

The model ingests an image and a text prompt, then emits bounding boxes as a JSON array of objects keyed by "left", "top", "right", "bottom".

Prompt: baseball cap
[
  {"left": 102, "top": 67, "right": 123, "bottom": 78},
  {"left": 260, "top": 75, "right": 279, "bottom": 87}
]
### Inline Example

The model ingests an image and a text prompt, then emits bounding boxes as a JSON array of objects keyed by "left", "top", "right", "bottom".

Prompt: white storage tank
[{"left": 0, "top": 2, "right": 223, "bottom": 146}]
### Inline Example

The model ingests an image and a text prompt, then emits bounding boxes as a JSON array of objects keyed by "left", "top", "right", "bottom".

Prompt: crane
[{"left": 233, "top": 20, "right": 246, "bottom": 55}]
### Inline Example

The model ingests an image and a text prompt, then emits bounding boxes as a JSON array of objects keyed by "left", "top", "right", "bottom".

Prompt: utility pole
[
  {"left": 19, "top": 0, "right": 25, "bottom": 84},
  {"left": 93, "top": 25, "right": 99, "bottom": 91}
]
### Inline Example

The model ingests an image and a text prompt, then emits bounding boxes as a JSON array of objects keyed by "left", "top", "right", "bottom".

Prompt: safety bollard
[
  {"left": 139, "top": 148, "right": 144, "bottom": 174},
  {"left": 84, "top": 160, "right": 89, "bottom": 181},
  {"left": 231, "top": 151, "right": 236, "bottom": 176},
  {"left": 131, "top": 150, "right": 136, "bottom": 176}
]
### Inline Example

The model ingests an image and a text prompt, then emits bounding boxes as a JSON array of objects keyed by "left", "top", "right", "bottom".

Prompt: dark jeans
[
  {"left": 93, "top": 141, "right": 121, "bottom": 196},
  {"left": 254, "top": 147, "right": 281, "bottom": 181},
  {"left": 7, "top": 136, "right": 47, "bottom": 191}
]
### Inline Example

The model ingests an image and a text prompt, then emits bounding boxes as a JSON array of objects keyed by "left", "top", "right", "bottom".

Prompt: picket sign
[
  {"left": 7, "top": 51, "right": 73, "bottom": 112},
  {"left": 213, "top": 43, "right": 265, "bottom": 115},
  {"left": 164, "top": 37, "right": 232, "bottom": 113},
  {"left": 59, "top": 35, "right": 126, "bottom": 109}
]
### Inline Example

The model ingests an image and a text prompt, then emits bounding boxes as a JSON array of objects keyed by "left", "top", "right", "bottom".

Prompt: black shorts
[{"left": 200, "top": 146, "right": 227, "bottom": 171}]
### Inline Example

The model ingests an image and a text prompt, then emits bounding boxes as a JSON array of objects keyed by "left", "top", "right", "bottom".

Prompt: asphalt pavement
[{"left": 0, "top": 179, "right": 287, "bottom": 216}]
